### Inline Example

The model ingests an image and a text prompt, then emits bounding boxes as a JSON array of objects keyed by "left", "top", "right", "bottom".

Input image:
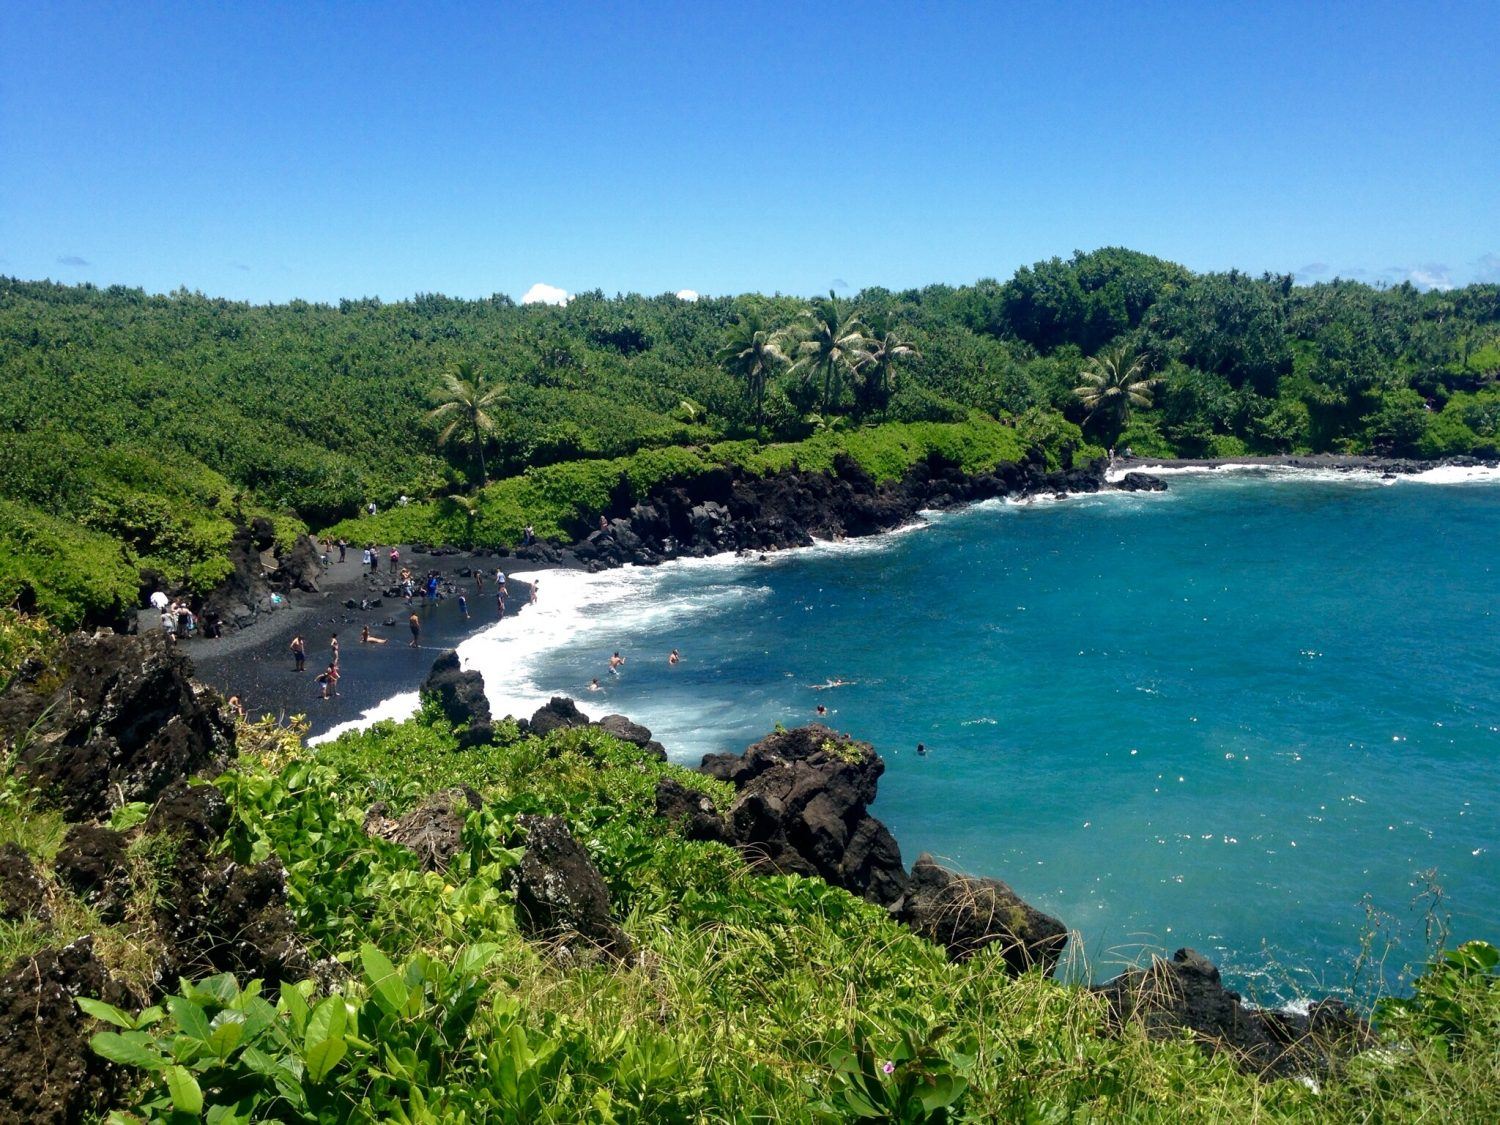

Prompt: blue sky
[{"left": 2, "top": 1, "right": 1497, "bottom": 304}]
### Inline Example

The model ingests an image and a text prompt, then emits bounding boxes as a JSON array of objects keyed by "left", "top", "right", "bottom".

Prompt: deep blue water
[{"left": 470, "top": 469, "right": 1500, "bottom": 1002}]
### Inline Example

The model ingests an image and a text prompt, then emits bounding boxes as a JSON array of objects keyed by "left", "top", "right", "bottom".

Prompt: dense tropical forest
[{"left": 2, "top": 248, "right": 1498, "bottom": 628}]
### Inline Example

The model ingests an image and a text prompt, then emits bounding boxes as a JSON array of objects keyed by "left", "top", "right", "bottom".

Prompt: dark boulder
[
  {"left": 512, "top": 815, "right": 631, "bottom": 962},
  {"left": 146, "top": 779, "right": 231, "bottom": 857},
  {"left": 0, "top": 631, "right": 235, "bottom": 820},
  {"left": 595, "top": 714, "right": 667, "bottom": 760},
  {"left": 1113, "top": 472, "right": 1168, "bottom": 492},
  {"left": 703, "top": 725, "right": 909, "bottom": 906},
  {"left": 654, "top": 778, "right": 731, "bottom": 843},
  {"left": 0, "top": 936, "right": 132, "bottom": 1124},
  {"left": 53, "top": 825, "right": 131, "bottom": 924},
  {"left": 1095, "top": 948, "right": 1374, "bottom": 1077},
  {"left": 364, "top": 786, "right": 482, "bottom": 872},
  {"left": 277, "top": 533, "right": 323, "bottom": 593},
  {"left": 155, "top": 852, "right": 310, "bottom": 987},
  {"left": 898, "top": 853, "right": 1067, "bottom": 973},
  {"left": 421, "top": 651, "right": 494, "bottom": 747},
  {"left": 526, "top": 696, "right": 591, "bottom": 738},
  {"left": 0, "top": 843, "right": 48, "bottom": 922}
]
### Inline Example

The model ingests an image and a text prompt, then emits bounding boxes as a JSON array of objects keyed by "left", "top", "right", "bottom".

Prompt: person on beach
[
  {"left": 360, "top": 625, "right": 387, "bottom": 645},
  {"left": 316, "top": 662, "right": 340, "bottom": 699},
  {"left": 290, "top": 635, "right": 306, "bottom": 672},
  {"left": 176, "top": 602, "right": 194, "bottom": 638},
  {"left": 330, "top": 634, "right": 340, "bottom": 669},
  {"left": 338, "top": 538, "right": 347, "bottom": 563},
  {"left": 226, "top": 695, "right": 246, "bottom": 720},
  {"left": 408, "top": 612, "right": 421, "bottom": 647},
  {"left": 475, "top": 569, "right": 484, "bottom": 594},
  {"left": 361, "top": 547, "right": 371, "bottom": 570},
  {"left": 160, "top": 609, "right": 176, "bottom": 640},
  {"left": 457, "top": 592, "right": 469, "bottom": 618},
  {"left": 529, "top": 581, "right": 538, "bottom": 605},
  {"left": 369, "top": 545, "right": 380, "bottom": 575},
  {"left": 608, "top": 651, "right": 625, "bottom": 675},
  {"left": 495, "top": 568, "right": 506, "bottom": 588},
  {"left": 668, "top": 649, "right": 680, "bottom": 665},
  {"left": 523, "top": 524, "right": 534, "bottom": 546},
  {"left": 389, "top": 547, "right": 400, "bottom": 574},
  {"left": 496, "top": 590, "right": 506, "bottom": 620}
]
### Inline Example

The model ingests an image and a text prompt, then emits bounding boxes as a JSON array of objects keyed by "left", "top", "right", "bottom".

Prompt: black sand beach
[{"left": 185, "top": 548, "right": 539, "bottom": 737}]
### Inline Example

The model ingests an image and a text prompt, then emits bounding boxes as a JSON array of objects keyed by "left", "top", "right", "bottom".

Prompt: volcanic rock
[
  {"left": 702, "top": 725, "right": 909, "bottom": 906},
  {"left": 1113, "top": 472, "right": 1168, "bottom": 492},
  {"left": 525, "top": 696, "right": 591, "bottom": 738},
  {"left": 0, "top": 843, "right": 48, "bottom": 922},
  {"left": 1096, "top": 948, "right": 1374, "bottom": 1076},
  {"left": 513, "top": 815, "right": 631, "bottom": 962},
  {"left": 898, "top": 853, "right": 1068, "bottom": 973},
  {"left": 364, "top": 786, "right": 482, "bottom": 872},
  {"left": 0, "top": 936, "right": 131, "bottom": 1124},
  {"left": 595, "top": 714, "right": 667, "bottom": 760},
  {"left": 0, "top": 631, "right": 235, "bottom": 820},
  {"left": 53, "top": 825, "right": 131, "bottom": 924},
  {"left": 421, "top": 650, "right": 494, "bottom": 747},
  {"left": 654, "top": 777, "right": 731, "bottom": 843}
]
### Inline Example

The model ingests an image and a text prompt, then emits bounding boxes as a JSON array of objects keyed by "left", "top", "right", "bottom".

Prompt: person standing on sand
[
  {"left": 389, "top": 547, "right": 400, "bottom": 574},
  {"left": 475, "top": 569, "right": 484, "bottom": 594},
  {"left": 316, "top": 662, "right": 339, "bottom": 699},
  {"left": 369, "top": 545, "right": 380, "bottom": 575},
  {"left": 330, "top": 634, "right": 340, "bottom": 669},
  {"left": 290, "top": 635, "right": 306, "bottom": 672},
  {"left": 529, "top": 581, "right": 538, "bottom": 605},
  {"left": 338, "top": 538, "right": 347, "bottom": 563},
  {"left": 457, "top": 592, "right": 469, "bottom": 618},
  {"left": 160, "top": 609, "right": 176, "bottom": 640},
  {"left": 408, "top": 612, "right": 421, "bottom": 647},
  {"left": 496, "top": 590, "right": 506, "bottom": 620}
]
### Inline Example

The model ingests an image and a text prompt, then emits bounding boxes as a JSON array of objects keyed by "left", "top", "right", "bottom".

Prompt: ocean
[{"left": 321, "top": 464, "right": 1500, "bottom": 1003}]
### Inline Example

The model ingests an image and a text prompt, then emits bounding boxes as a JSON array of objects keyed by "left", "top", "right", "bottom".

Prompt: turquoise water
[{"left": 483, "top": 470, "right": 1500, "bottom": 1001}]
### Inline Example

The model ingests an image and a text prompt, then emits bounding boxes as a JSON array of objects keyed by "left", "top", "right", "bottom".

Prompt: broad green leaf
[
  {"left": 280, "top": 980, "right": 310, "bottom": 1035},
  {"left": 165, "top": 1064, "right": 204, "bottom": 1116},
  {"left": 304, "top": 996, "right": 347, "bottom": 1053},
  {"left": 76, "top": 997, "right": 137, "bottom": 1029},
  {"left": 168, "top": 994, "right": 213, "bottom": 1042},
  {"left": 90, "top": 1031, "right": 166, "bottom": 1070},
  {"left": 304, "top": 1034, "right": 348, "bottom": 1083},
  {"left": 107, "top": 801, "right": 150, "bottom": 831},
  {"left": 207, "top": 1010, "right": 246, "bottom": 1059},
  {"left": 361, "top": 943, "right": 409, "bottom": 1015}
]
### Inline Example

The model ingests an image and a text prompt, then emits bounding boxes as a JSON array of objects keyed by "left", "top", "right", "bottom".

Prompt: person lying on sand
[{"left": 360, "top": 625, "right": 387, "bottom": 645}]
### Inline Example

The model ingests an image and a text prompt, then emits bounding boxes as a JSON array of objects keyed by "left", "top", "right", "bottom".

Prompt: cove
[{"left": 455, "top": 468, "right": 1500, "bottom": 1003}]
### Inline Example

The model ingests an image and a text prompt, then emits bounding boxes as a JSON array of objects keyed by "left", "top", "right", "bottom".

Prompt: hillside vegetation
[
  {"left": 2, "top": 250, "right": 1498, "bottom": 627},
  {"left": 4, "top": 700, "right": 1492, "bottom": 1121}
]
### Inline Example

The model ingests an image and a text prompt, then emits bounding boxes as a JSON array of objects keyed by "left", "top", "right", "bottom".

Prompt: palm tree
[
  {"left": 1073, "top": 344, "right": 1156, "bottom": 449},
  {"left": 855, "top": 315, "right": 921, "bottom": 419},
  {"left": 714, "top": 312, "right": 790, "bottom": 438},
  {"left": 789, "top": 293, "right": 868, "bottom": 416},
  {"left": 426, "top": 361, "right": 508, "bottom": 486}
]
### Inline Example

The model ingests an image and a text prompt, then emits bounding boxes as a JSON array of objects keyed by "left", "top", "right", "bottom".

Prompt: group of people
[
  {"left": 151, "top": 590, "right": 222, "bottom": 641},
  {"left": 587, "top": 647, "right": 680, "bottom": 692}
]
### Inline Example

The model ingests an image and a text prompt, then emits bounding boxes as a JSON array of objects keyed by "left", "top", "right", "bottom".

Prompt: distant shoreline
[{"left": 1115, "top": 452, "right": 1499, "bottom": 474}]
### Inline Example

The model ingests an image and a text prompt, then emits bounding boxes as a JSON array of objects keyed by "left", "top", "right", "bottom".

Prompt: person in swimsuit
[
  {"left": 290, "top": 635, "right": 306, "bottom": 672},
  {"left": 668, "top": 648, "right": 680, "bottom": 665},
  {"left": 408, "top": 612, "right": 421, "bottom": 647}
]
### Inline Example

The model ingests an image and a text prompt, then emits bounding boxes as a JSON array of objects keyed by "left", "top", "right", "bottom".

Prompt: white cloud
[
  {"left": 521, "top": 282, "right": 571, "bottom": 306},
  {"left": 1406, "top": 265, "right": 1454, "bottom": 292},
  {"left": 675, "top": 289, "right": 699, "bottom": 302}
]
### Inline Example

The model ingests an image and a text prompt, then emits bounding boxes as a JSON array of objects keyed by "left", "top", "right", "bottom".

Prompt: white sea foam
[
  {"left": 1107, "top": 461, "right": 1500, "bottom": 487},
  {"left": 309, "top": 690, "right": 421, "bottom": 746}
]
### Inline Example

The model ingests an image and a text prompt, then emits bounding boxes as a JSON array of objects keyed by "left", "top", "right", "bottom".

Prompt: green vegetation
[
  {"left": 53, "top": 710, "right": 1500, "bottom": 1121},
  {"left": 2, "top": 251, "right": 1497, "bottom": 626}
]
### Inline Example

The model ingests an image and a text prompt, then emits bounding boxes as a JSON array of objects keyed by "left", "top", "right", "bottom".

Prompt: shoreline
[
  {"left": 188, "top": 549, "right": 540, "bottom": 735},
  {"left": 194, "top": 452, "right": 1500, "bottom": 739}
]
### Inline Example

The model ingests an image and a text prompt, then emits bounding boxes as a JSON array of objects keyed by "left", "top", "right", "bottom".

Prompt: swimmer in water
[
  {"left": 588, "top": 678, "right": 601, "bottom": 692},
  {"left": 815, "top": 704, "right": 828, "bottom": 717},
  {"left": 608, "top": 651, "right": 625, "bottom": 675},
  {"left": 809, "top": 677, "right": 853, "bottom": 690},
  {"left": 916, "top": 742, "right": 927, "bottom": 756},
  {"left": 668, "top": 648, "right": 680, "bottom": 665}
]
